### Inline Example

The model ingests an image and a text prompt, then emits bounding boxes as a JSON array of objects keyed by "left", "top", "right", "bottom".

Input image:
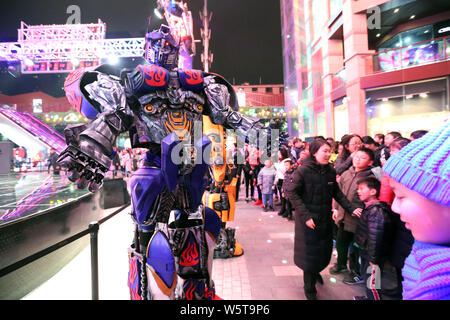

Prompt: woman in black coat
[{"left": 285, "top": 139, "right": 361, "bottom": 300}]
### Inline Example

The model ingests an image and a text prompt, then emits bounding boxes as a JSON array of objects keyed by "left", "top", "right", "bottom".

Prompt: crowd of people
[
  {"left": 27, "top": 122, "right": 448, "bottom": 301},
  {"left": 232, "top": 125, "right": 449, "bottom": 300}
]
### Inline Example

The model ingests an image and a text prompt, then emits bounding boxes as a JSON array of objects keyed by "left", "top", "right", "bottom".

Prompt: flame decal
[
  {"left": 64, "top": 68, "right": 85, "bottom": 88},
  {"left": 185, "top": 281, "right": 195, "bottom": 300},
  {"left": 179, "top": 242, "right": 199, "bottom": 267},
  {"left": 184, "top": 69, "right": 203, "bottom": 85},
  {"left": 127, "top": 257, "right": 142, "bottom": 300},
  {"left": 142, "top": 65, "right": 168, "bottom": 87}
]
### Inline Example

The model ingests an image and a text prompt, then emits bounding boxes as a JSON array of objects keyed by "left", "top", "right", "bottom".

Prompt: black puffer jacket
[
  {"left": 355, "top": 201, "right": 395, "bottom": 265},
  {"left": 389, "top": 212, "right": 414, "bottom": 269},
  {"left": 285, "top": 157, "right": 356, "bottom": 273},
  {"left": 281, "top": 169, "right": 295, "bottom": 199}
]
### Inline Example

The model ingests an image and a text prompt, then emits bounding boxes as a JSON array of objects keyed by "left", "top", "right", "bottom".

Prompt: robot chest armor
[{"left": 140, "top": 103, "right": 203, "bottom": 141}]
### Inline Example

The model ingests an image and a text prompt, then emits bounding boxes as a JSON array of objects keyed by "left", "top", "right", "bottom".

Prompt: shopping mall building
[{"left": 280, "top": 0, "right": 450, "bottom": 139}]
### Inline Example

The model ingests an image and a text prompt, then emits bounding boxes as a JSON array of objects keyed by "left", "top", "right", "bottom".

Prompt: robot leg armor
[{"left": 145, "top": 230, "right": 177, "bottom": 300}]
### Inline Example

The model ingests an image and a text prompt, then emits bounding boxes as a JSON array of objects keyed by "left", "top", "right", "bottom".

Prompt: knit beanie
[{"left": 383, "top": 121, "right": 450, "bottom": 207}]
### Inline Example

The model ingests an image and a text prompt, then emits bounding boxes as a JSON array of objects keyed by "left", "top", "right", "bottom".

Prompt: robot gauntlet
[{"left": 57, "top": 111, "right": 128, "bottom": 192}]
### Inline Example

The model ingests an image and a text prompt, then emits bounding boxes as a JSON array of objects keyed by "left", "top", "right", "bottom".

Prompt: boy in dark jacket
[
  {"left": 331, "top": 148, "right": 376, "bottom": 283},
  {"left": 281, "top": 159, "right": 294, "bottom": 220},
  {"left": 353, "top": 176, "right": 396, "bottom": 300}
]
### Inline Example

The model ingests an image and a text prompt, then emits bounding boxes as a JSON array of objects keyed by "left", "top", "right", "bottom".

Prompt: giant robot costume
[{"left": 58, "top": 24, "right": 272, "bottom": 300}]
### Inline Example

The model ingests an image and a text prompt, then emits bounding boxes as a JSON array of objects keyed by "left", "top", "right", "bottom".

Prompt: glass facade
[
  {"left": 281, "top": 1, "right": 449, "bottom": 139},
  {"left": 366, "top": 78, "right": 450, "bottom": 137}
]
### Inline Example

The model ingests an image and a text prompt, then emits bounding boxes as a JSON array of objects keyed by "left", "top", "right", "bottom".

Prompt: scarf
[{"left": 402, "top": 240, "right": 450, "bottom": 300}]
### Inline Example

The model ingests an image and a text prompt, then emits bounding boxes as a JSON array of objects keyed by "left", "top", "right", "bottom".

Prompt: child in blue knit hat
[{"left": 383, "top": 121, "right": 450, "bottom": 300}]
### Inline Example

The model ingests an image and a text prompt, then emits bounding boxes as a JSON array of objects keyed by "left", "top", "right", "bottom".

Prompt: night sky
[{"left": 0, "top": 0, "right": 284, "bottom": 96}]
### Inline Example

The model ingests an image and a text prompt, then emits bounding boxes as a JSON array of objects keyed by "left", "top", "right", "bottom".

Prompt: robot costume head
[{"left": 144, "top": 24, "right": 180, "bottom": 70}]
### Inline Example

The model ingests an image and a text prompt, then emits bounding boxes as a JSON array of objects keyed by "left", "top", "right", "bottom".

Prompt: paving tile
[{"left": 272, "top": 265, "right": 303, "bottom": 277}]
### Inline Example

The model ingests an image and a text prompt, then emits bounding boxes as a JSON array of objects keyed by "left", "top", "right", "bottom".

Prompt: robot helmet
[{"left": 144, "top": 24, "right": 180, "bottom": 69}]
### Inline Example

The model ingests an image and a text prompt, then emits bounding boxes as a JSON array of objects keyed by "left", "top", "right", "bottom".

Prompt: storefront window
[
  {"left": 379, "top": 25, "right": 433, "bottom": 52},
  {"left": 316, "top": 111, "right": 326, "bottom": 138},
  {"left": 375, "top": 37, "right": 447, "bottom": 72},
  {"left": 365, "top": 78, "right": 449, "bottom": 137},
  {"left": 334, "top": 98, "right": 348, "bottom": 141}
]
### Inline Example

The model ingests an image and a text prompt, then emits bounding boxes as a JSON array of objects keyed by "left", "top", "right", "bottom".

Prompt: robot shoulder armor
[
  {"left": 124, "top": 64, "right": 170, "bottom": 96},
  {"left": 64, "top": 66, "right": 101, "bottom": 119},
  {"left": 178, "top": 68, "right": 204, "bottom": 93}
]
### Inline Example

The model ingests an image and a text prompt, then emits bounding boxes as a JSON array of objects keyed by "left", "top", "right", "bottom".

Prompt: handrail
[{"left": 0, "top": 203, "right": 129, "bottom": 300}]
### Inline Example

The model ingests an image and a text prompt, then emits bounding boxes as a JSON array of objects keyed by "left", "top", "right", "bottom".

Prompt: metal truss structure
[
  {"left": 199, "top": 0, "right": 213, "bottom": 72},
  {"left": 0, "top": 1, "right": 211, "bottom": 74},
  {"left": 0, "top": 20, "right": 145, "bottom": 74}
]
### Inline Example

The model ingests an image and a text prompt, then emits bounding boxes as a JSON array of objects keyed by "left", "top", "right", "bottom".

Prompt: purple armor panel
[
  {"left": 186, "top": 135, "right": 211, "bottom": 210},
  {"left": 178, "top": 69, "right": 204, "bottom": 93},
  {"left": 146, "top": 230, "right": 176, "bottom": 289},
  {"left": 63, "top": 67, "right": 100, "bottom": 119},
  {"left": 129, "top": 167, "right": 166, "bottom": 225},
  {"left": 204, "top": 207, "right": 222, "bottom": 242},
  {"left": 161, "top": 133, "right": 180, "bottom": 192}
]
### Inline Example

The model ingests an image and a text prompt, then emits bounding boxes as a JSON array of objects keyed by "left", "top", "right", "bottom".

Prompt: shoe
[
  {"left": 263, "top": 207, "right": 268, "bottom": 212},
  {"left": 269, "top": 206, "right": 274, "bottom": 211},
  {"left": 251, "top": 198, "right": 256, "bottom": 202},
  {"left": 253, "top": 199, "right": 262, "bottom": 206},
  {"left": 287, "top": 215, "right": 294, "bottom": 221},
  {"left": 343, "top": 273, "right": 364, "bottom": 285},
  {"left": 353, "top": 296, "right": 370, "bottom": 300},
  {"left": 329, "top": 264, "right": 348, "bottom": 275},
  {"left": 316, "top": 274, "right": 324, "bottom": 285},
  {"left": 245, "top": 197, "right": 249, "bottom": 203},
  {"left": 305, "top": 292, "right": 317, "bottom": 300},
  {"left": 278, "top": 210, "right": 285, "bottom": 216}
]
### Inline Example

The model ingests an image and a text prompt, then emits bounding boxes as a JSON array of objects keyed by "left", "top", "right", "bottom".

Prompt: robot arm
[
  {"left": 58, "top": 69, "right": 134, "bottom": 192},
  {"left": 203, "top": 76, "right": 269, "bottom": 146}
]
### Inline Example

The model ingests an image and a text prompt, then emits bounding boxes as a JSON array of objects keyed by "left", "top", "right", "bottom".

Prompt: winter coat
[
  {"left": 285, "top": 156, "right": 356, "bottom": 273},
  {"left": 275, "top": 158, "right": 290, "bottom": 181},
  {"left": 354, "top": 201, "right": 395, "bottom": 265},
  {"left": 242, "top": 160, "right": 252, "bottom": 176},
  {"left": 291, "top": 146, "right": 304, "bottom": 161},
  {"left": 389, "top": 212, "right": 414, "bottom": 269},
  {"left": 334, "top": 166, "right": 375, "bottom": 233},
  {"left": 257, "top": 166, "right": 276, "bottom": 194},
  {"left": 379, "top": 173, "right": 395, "bottom": 205},
  {"left": 334, "top": 155, "right": 353, "bottom": 175},
  {"left": 282, "top": 169, "right": 295, "bottom": 199}
]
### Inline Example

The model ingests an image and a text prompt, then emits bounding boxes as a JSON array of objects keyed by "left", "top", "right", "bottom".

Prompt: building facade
[{"left": 281, "top": 0, "right": 450, "bottom": 140}]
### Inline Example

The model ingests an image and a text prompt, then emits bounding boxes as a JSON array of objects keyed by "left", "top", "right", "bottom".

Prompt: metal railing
[
  {"left": 0, "top": 203, "right": 129, "bottom": 300},
  {"left": 369, "top": 35, "right": 450, "bottom": 73}
]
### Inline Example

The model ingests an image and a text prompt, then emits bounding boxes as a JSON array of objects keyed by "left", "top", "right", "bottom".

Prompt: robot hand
[{"left": 57, "top": 144, "right": 109, "bottom": 193}]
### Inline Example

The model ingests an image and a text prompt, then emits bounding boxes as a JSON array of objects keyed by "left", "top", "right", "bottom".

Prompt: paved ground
[
  {"left": 23, "top": 191, "right": 366, "bottom": 300},
  {"left": 214, "top": 195, "right": 366, "bottom": 300}
]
